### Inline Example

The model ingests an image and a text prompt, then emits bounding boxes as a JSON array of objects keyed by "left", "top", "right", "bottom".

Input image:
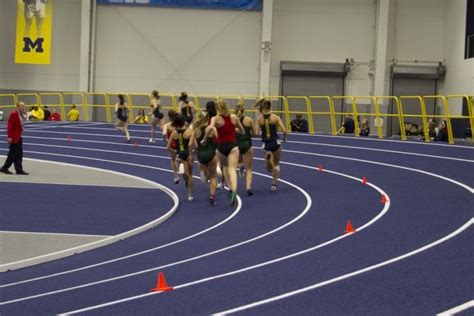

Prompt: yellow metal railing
[
  {"left": 2, "top": 92, "right": 472, "bottom": 144},
  {"left": 400, "top": 96, "right": 429, "bottom": 142}
]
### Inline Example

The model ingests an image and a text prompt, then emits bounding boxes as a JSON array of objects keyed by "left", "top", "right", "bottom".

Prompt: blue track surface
[{"left": 0, "top": 121, "right": 472, "bottom": 315}]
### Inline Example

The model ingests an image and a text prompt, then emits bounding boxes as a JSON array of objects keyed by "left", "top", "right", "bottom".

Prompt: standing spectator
[
  {"left": 336, "top": 114, "right": 355, "bottom": 134},
  {"left": 49, "top": 108, "right": 61, "bottom": 121},
  {"left": 290, "top": 114, "right": 309, "bottom": 133},
  {"left": 1, "top": 102, "right": 28, "bottom": 175},
  {"left": 67, "top": 105, "right": 80, "bottom": 121},
  {"left": 43, "top": 106, "right": 51, "bottom": 121}
]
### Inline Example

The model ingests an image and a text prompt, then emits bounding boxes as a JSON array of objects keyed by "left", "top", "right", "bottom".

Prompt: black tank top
[
  {"left": 261, "top": 113, "right": 278, "bottom": 142},
  {"left": 197, "top": 126, "right": 216, "bottom": 151},
  {"left": 237, "top": 116, "right": 252, "bottom": 143},
  {"left": 117, "top": 106, "right": 128, "bottom": 121}
]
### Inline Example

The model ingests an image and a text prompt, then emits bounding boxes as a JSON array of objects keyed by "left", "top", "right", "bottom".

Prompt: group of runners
[{"left": 114, "top": 92, "right": 287, "bottom": 206}]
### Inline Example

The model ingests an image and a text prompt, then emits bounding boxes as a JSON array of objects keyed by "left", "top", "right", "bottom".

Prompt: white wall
[
  {"left": 94, "top": 5, "right": 261, "bottom": 95},
  {"left": 270, "top": 0, "right": 376, "bottom": 96},
  {"left": 441, "top": 0, "right": 474, "bottom": 115},
  {"left": 0, "top": 0, "right": 471, "bottom": 104},
  {"left": 0, "top": 0, "right": 82, "bottom": 91}
]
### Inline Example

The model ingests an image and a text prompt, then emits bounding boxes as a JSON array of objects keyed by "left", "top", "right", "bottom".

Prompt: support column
[
  {"left": 373, "top": 0, "right": 390, "bottom": 96},
  {"left": 258, "top": 0, "right": 273, "bottom": 97},
  {"left": 79, "top": 0, "right": 92, "bottom": 92}
]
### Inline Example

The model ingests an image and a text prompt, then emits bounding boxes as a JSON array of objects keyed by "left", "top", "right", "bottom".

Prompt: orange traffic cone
[
  {"left": 344, "top": 220, "right": 355, "bottom": 233},
  {"left": 361, "top": 176, "right": 368, "bottom": 185},
  {"left": 380, "top": 194, "right": 388, "bottom": 204},
  {"left": 150, "top": 272, "right": 173, "bottom": 292},
  {"left": 317, "top": 164, "right": 324, "bottom": 172}
]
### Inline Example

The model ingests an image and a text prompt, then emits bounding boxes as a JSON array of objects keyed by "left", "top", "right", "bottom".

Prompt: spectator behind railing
[
  {"left": 67, "top": 105, "right": 80, "bottom": 121},
  {"left": 359, "top": 118, "right": 370, "bottom": 136},
  {"left": 428, "top": 118, "right": 437, "bottom": 140},
  {"left": 43, "top": 106, "right": 51, "bottom": 121},
  {"left": 48, "top": 108, "right": 61, "bottom": 121},
  {"left": 134, "top": 109, "right": 148, "bottom": 124},
  {"left": 436, "top": 120, "right": 448, "bottom": 142},
  {"left": 30, "top": 106, "right": 44, "bottom": 121},
  {"left": 336, "top": 114, "right": 355, "bottom": 135},
  {"left": 290, "top": 114, "right": 308, "bottom": 133}
]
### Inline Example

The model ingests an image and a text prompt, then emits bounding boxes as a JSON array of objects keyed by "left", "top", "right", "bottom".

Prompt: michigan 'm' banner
[{"left": 15, "top": 0, "right": 53, "bottom": 64}]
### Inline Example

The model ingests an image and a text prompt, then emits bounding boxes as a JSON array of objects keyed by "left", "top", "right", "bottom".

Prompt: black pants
[{"left": 2, "top": 138, "right": 24, "bottom": 172}]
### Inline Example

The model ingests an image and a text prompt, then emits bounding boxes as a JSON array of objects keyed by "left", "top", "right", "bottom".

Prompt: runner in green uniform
[{"left": 235, "top": 102, "right": 257, "bottom": 196}]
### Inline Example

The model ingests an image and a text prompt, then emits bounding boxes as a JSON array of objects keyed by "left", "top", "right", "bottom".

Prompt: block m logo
[{"left": 22, "top": 37, "right": 44, "bottom": 53}]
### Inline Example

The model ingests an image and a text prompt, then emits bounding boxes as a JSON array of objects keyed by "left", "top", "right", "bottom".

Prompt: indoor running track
[{"left": 0, "top": 121, "right": 472, "bottom": 315}]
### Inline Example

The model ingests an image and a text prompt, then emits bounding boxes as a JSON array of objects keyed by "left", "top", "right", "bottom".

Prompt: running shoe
[
  {"left": 149, "top": 138, "right": 155, "bottom": 143},
  {"left": 246, "top": 189, "right": 253, "bottom": 196},
  {"left": 271, "top": 184, "right": 277, "bottom": 192},
  {"left": 178, "top": 163, "right": 185, "bottom": 175},
  {"left": 209, "top": 195, "right": 216, "bottom": 206},
  {"left": 173, "top": 175, "right": 179, "bottom": 184},
  {"left": 188, "top": 196, "right": 194, "bottom": 201}
]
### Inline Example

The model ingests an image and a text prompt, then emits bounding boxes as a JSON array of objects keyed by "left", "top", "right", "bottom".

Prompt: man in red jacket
[{"left": 1, "top": 102, "right": 28, "bottom": 175}]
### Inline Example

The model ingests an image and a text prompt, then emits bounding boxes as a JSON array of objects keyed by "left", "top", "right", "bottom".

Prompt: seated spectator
[
  {"left": 30, "top": 106, "right": 44, "bottom": 121},
  {"left": 49, "top": 108, "right": 61, "bottom": 121},
  {"left": 43, "top": 106, "right": 51, "bottom": 121},
  {"left": 436, "top": 120, "right": 448, "bottom": 142},
  {"left": 134, "top": 109, "right": 148, "bottom": 124},
  {"left": 427, "top": 118, "right": 437, "bottom": 140},
  {"left": 359, "top": 118, "right": 370, "bottom": 136},
  {"left": 67, "top": 105, "right": 80, "bottom": 121},
  {"left": 290, "top": 114, "right": 308, "bottom": 133},
  {"left": 336, "top": 114, "right": 355, "bottom": 134}
]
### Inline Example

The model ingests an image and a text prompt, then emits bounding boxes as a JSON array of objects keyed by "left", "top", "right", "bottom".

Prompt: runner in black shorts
[
  {"left": 255, "top": 98, "right": 287, "bottom": 191},
  {"left": 202, "top": 99, "right": 244, "bottom": 206},
  {"left": 168, "top": 114, "right": 194, "bottom": 201},
  {"left": 149, "top": 90, "right": 164, "bottom": 143},
  {"left": 178, "top": 92, "right": 195, "bottom": 125},
  {"left": 235, "top": 101, "right": 257, "bottom": 195},
  {"left": 190, "top": 101, "right": 219, "bottom": 205},
  {"left": 115, "top": 94, "right": 131, "bottom": 143},
  {"left": 162, "top": 110, "right": 179, "bottom": 184}
]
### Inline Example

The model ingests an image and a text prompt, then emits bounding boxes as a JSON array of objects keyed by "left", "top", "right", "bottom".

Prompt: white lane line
[
  {"left": 0, "top": 231, "right": 111, "bottom": 238},
  {"left": 278, "top": 148, "right": 474, "bottom": 194},
  {"left": 284, "top": 140, "right": 474, "bottom": 163},
  {"left": 24, "top": 129, "right": 474, "bottom": 163},
  {"left": 437, "top": 300, "right": 474, "bottom": 315},
  {"left": 0, "top": 153, "right": 312, "bottom": 305},
  {"left": 59, "top": 175, "right": 390, "bottom": 315},
  {"left": 278, "top": 131, "right": 474, "bottom": 149},
  {"left": 51, "top": 124, "right": 474, "bottom": 149},
  {"left": 0, "top": 158, "right": 179, "bottom": 272},
  {"left": 216, "top": 218, "right": 474, "bottom": 315},
  {"left": 0, "top": 193, "right": 242, "bottom": 288}
]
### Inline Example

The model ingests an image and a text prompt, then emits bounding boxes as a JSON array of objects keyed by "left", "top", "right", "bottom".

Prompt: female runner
[
  {"left": 149, "top": 90, "right": 164, "bottom": 143},
  {"left": 115, "top": 94, "right": 131, "bottom": 143},
  {"left": 190, "top": 101, "right": 219, "bottom": 205},
  {"left": 235, "top": 102, "right": 257, "bottom": 196},
  {"left": 255, "top": 98, "right": 287, "bottom": 191},
  {"left": 167, "top": 114, "right": 194, "bottom": 201},
  {"left": 202, "top": 99, "right": 244, "bottom": 206}
]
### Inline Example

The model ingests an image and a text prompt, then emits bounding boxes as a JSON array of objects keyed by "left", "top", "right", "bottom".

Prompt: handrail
[
  {"left": 286, "top": 96, "right": 313, "bottom": 133},
  {"left": 332, "top": 96, "right": 360, "bottom": 136},
  {"left": 399, "top": 96, "right": 429, "bottom": 142},
  {"left": 309, "top": 96, "right": 336, "bottom": 135},
  {"left": 423, "top": 95, "right": 454, "bottom": 144},
  {"left": 446, "top": 95, "right": 474, "bottom": 142}
]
